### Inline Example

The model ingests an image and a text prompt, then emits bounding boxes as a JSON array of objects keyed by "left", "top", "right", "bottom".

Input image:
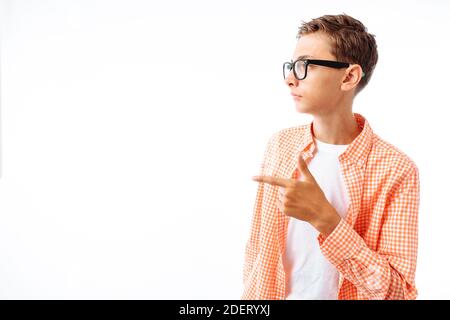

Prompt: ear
[{"left": 340, "top": 64, "right": 364, "bottom": 92}]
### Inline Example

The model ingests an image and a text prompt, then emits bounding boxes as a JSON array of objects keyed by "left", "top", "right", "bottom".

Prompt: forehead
[{"left": 293, "top": 32, "right": 334, "bottom": 60}]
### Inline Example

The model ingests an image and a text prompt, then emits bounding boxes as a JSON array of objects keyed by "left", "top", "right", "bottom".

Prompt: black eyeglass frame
[{"left": 283, "top": 58, "right": 365, "bottom": 80}]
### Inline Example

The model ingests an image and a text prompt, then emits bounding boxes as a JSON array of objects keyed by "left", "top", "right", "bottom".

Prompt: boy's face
[{"left": 286, "top": 32, "right": 352, "bottom": 115}]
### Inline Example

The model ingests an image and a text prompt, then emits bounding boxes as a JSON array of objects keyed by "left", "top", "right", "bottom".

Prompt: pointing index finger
[{"left": 252, "top": 175, "right": 291, "bottom": 188}]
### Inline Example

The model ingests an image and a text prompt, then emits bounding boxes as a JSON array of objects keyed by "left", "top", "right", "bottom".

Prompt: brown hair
[{"left": 296, "top": 13, "right": 378, "bottom": 95}]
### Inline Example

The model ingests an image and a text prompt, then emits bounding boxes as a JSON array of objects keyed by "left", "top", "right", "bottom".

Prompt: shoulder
[
  {"left": 369, "top": 133, "right": 419, "bottom": 181},
  {"left": 266, "top": 124, "right": 309, "bottom": 147},
  {"left": 259, "top": 124, "right": 309, "bottom": 173}
]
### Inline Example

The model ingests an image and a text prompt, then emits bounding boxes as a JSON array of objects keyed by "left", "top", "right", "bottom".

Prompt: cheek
[
  {"left": 295, "top": 82, "right": 339, "bottom": 114},
  {"left": 307, "top": 75, "right": 341, "bottom": 100}
]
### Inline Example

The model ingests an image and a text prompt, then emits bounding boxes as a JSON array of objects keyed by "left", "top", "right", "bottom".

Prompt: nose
[{"left": 284, "top": 69, "right": 298, "bottom": 87}]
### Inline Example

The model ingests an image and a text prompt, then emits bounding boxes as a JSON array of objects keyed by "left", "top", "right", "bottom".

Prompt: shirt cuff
[{"left": 317, "top": 218, "right": 364, "bottom": 267}]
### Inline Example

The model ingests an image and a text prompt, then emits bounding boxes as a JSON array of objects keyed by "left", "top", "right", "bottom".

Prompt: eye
[{"left": 283, "top": 63, "right": 292, "bottom": 71}]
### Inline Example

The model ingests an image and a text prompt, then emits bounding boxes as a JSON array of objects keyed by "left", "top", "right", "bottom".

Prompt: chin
[{"left": 294, "top": 101, "right": 312, "bottom": 114}]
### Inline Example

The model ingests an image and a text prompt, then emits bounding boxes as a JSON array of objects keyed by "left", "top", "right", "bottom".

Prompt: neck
[{"left": 311, "top": 109, "right": 360, "bottom": 145}]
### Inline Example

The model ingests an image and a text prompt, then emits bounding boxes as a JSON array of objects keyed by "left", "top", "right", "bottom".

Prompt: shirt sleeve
[
  {"left": 243, "top": 180, "right": 264, "bottom": 285},
  {"left": 243, "top": 133, "right": 278, "bottom": 286},
  {"left": 317, "top": 166, "right": 420, "bottom": 300}
]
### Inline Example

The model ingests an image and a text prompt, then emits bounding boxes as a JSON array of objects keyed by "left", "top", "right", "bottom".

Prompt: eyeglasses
[{"left": 283, "top": 58, "right": 365, "bottom": 80}]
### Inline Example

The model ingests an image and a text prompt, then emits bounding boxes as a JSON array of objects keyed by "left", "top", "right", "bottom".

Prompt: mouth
[{"left": 291, "top": 93, "right": 302, "bottom": 99}]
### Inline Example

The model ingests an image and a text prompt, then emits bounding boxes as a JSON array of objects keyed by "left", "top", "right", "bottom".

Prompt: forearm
[{"left": 317, "top": 218, "right": 417, "bottom": 299}]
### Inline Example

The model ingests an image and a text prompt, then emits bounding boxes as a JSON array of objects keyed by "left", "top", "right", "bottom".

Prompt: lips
[{"left": 290, "top": 93, "right": 302, "bottom": 97}]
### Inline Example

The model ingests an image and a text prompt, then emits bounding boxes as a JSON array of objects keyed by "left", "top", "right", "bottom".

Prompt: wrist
[{"left": 312, "top": 202, "right": 341, "bottom": 237}]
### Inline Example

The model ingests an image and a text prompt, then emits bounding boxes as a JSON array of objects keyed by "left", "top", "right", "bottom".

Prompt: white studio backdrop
[{"left": 0, "top": 0, "right": 449, "bottom": 299}]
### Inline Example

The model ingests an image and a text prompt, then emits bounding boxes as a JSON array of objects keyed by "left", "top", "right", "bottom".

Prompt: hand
[{"left": 252, "top": 154, "right": 341, "bottom": 236}]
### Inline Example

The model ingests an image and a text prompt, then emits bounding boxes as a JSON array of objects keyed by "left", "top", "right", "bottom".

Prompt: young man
[{"left": 242, "top": 14, "right": 420, "bottom": 300}]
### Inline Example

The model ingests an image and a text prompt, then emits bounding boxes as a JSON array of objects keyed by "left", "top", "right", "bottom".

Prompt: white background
[{"left": 0, "top": 0, "right": 449, "bottom": 299}]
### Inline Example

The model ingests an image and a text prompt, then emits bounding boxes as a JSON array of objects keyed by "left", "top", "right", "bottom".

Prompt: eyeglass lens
[{"left": 283, "top": 60, "right": 306, "bottom": 80}]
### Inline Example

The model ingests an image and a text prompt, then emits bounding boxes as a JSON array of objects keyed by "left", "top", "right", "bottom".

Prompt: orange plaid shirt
[{"left": 242, "top": 113, "right": 420, "bottom": 300}]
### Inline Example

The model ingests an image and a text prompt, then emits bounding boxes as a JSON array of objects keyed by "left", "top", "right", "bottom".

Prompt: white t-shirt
[{"left": 283, "top": 137, "right": 350, "bottom": 300}]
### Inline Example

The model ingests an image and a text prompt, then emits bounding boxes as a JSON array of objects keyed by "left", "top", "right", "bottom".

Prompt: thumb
[{"left": 297, "top": 155, "right": 314, "bottom": 182}]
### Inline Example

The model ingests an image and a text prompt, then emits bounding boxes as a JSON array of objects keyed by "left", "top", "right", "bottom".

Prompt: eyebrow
[{"left": 294, "top": 55, "right": 313, "bottom": 60}]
